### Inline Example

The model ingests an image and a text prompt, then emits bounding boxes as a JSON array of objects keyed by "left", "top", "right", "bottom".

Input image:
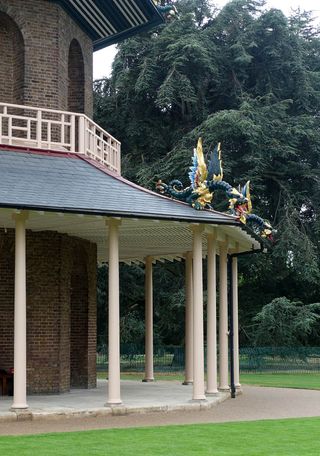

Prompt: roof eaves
[
  {"left": 93, "top": 15, "right": 164, "bottom": 50},
  {"left": 0, "top": 202, "right": 239, "bottom": 225}
]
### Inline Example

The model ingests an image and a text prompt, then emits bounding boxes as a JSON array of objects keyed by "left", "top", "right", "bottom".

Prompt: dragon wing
[
  {"left": 241, "top": 180, "right": 252, "bottom": 213},
  {"left": 188, "top": 138, "right": 208, "bottom": 189},
  {"left": 207, "top": 142, "right": 223, "bottom": 182}
]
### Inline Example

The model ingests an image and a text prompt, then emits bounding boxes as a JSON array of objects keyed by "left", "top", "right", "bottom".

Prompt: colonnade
[
  {"left": 182, "top": 229, "right": 241, "bottom": 400},
  {"left": 10, "top": 215, "right": 240, "bottom": 409},
  {"left": 137, "top": 225, "right": 241, "bottom": 402},
  {"left": 105, "top": 220, "right": 241, "bottom": 404}
]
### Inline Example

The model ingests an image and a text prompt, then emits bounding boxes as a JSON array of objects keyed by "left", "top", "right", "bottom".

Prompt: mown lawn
[
  {"left": 240, "top": 372, "right": 320, "bottom": 390},
  {"left": 98, "top": 371, "right": 320, "bottom": 390},
  {"left": 1, "top": 418, "right": 320, "bottom": 456},
  {"left": 97, "top": 371, "right": 184, "bottom": 381}
]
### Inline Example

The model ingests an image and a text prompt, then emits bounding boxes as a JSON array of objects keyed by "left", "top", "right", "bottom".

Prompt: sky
[{"left": 93, "top": 0, "right": 320, "bottom": 80}]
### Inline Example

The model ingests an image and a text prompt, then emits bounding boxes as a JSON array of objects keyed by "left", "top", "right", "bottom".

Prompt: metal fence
[
  {"left": 97, "top": 344, "right": 320, "bottom": 373},
  {"left": 240, "top": 347, "right": 320, "bottom": 373},
  {"left": 97, "top": 344, "right": 184, "bottom": 372}
]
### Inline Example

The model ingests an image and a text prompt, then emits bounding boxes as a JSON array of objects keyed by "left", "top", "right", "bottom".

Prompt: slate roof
[{"left": 0, "top": 149, "right": 240, "bottom": 225}]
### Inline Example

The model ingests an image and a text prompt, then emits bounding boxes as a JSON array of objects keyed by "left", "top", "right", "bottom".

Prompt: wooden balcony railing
[{"left": 0, "top": 102, "right": 121, "bottom": 174}]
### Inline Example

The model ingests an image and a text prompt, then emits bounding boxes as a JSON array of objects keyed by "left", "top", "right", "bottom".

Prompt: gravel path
[{"left": 1, "top": 385, "right": 320, "bottom": 435}]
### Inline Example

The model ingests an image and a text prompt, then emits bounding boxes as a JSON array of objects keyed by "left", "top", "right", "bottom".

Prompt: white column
[
  {"left": 183, "top": 252, "right": 193, "bottom": 385},
  {"left": 143, "top": 256, "right": 154, "bottom": 382},
  {"left": 191, "top": 225, "right": 206, "bottom": 401},
  {"left": 232, "top": 256, "right": 241, "bottom": 389},
  {"left": 219, "top": 242, "right": 229, "bottom": 391},
  {"left": 107, "top": 218, "right": 122, "bottom": 405},
  {"left": 12, "top": 211, "right": 28, "bottom": 410},
  {"left": 206, "top": 234, "right": 218, "bottom": 394}
]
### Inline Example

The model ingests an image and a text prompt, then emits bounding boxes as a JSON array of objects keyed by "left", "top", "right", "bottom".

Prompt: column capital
[
  {"left": 12, "top": 210, "right": 29, "bottom": 222},
  {"left": 219, "top": 239, "right": 229, "bottom": 256},
  {"left": 189, "top": 223, "right": 205, "bottom": 234},
  {"left": 204, "top": 226, "right": 217, "bottom": 238},
  {"left": 184, "top": 251, "right": 193, "bottom": 260},
  {"left": 145, "top": 255, "right": 153, "bottom": 265},
  {"left": 106, "top": 217, "right": 121, "bottom": 228}
]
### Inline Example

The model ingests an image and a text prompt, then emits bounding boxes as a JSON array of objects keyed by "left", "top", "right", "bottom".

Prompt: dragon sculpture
[{"left": 156, "top": 138, "right": 275, "bottom": 240}]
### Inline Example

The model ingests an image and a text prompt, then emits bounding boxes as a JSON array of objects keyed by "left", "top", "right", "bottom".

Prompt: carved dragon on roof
[{"left": 156, "top": 138, "right": 275, "bottom": 241}]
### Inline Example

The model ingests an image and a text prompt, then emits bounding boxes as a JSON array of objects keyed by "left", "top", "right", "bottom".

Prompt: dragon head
[
  {"left": 229, "top": 181, "right": 252, "bottom": 223},
  {"left": 261, "top": 221, "right": 277, "bottom": 242}
]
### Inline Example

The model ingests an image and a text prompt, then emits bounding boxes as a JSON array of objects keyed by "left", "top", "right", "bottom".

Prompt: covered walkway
[{"left": 0, "top": 147, "right": 263, "bottom": 409}]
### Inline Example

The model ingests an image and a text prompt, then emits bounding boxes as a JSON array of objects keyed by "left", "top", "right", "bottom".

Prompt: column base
[
  {"left": 235, "top": 384, "right": 243, "bottom": 395},
  {"left": 182, "top": 380, "right": 193, "bottom": 385},
  {"left": 206, "top": 389, "right": 219, "bottom": 396},
  {"left": 142, "top": 378, "right": 154, "bottom": 382},
  {"left": 191, "top": 397, "right": 207, "bottom": 403},
  {"left": 218, "top": 386, "right": 230, "bottom": 392},
  {"left": 105, "top": 401, "right": 122, "bottom": 407},
  {"left": 10, "top": 404, "right": 29, "bottom": 410},
  {"left": 236, "top": 383, "right": 242, "bottom": 389}
]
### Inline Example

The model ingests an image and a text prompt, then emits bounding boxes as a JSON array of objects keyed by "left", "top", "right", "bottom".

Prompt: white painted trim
[{"left": 0, "top": 102, "right": 121, "bottom": 175}]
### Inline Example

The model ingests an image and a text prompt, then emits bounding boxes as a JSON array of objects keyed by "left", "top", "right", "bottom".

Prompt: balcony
[{"left": 0, "top": 102, "right": 121, "bottom": 175}]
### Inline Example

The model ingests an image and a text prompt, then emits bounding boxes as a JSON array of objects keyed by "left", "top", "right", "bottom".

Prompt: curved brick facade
[
  {"left": 0, "top": 0, "right": 98, "bottom": 395},
  {"left": 0, "top": 229, "right": 97, "bottom": 393},
  {"left": 0, "top": 0, "right": 93, "bottom": 116}
]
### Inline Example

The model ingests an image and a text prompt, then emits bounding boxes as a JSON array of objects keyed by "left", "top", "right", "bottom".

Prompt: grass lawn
[
  {"left": 1, "top": 418, "right": 320, "bottom": 456},
  {"left": 98, "top": 371, "right": 320, "bottom": 390},
  {"left": 97, "top": 371, "right": 184, "bottom": 381},
  {"left": 240, "top": 372, "right": 320, "bottom": 390}
]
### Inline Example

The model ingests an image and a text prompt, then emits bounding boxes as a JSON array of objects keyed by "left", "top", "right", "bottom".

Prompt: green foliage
[
  {"left": 97, "top": 262, "right": 186, "bottom": 346},
  {"left": 94, "top": 0, "right": 320, "bottom": 346},
  {"left": 120, "top": 311, "right": 145, "bottom": 344},
  {"left": 253, "top": 297, "right": 320, "bottom": 347}
]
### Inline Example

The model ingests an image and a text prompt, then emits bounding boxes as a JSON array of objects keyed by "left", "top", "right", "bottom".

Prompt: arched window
[
  {"left": 0, "top": 12, "right": 24, "bottom": 104},
  {"left": 68, "top": 39, "right": 85, "bottom": 113}
]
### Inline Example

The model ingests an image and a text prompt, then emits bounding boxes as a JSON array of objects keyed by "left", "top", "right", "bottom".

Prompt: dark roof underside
[
  {"left": 50, "top": 0, "right": 164, "bottom": 49},
  {"left": 0, "top": 149, "right": 239, "bottom": 224}
]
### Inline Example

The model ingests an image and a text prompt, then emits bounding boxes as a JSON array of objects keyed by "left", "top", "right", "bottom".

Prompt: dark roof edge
[
  {"left": 93, "top": 16, "right": 164, "bottom": 50},
  {"left": 0, "top": 202, "right": 239, "bottom": 225}
]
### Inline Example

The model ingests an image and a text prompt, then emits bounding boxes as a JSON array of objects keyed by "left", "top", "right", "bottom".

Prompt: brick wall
[
  {"left": 70, "top": 247, "right": 89, "bottom": 388},
  {"left": 0, "top": 0, "right": 93, "bottom": 116},
  {"left": 0, "top": 228, "right": 97, "bottom": 394}
]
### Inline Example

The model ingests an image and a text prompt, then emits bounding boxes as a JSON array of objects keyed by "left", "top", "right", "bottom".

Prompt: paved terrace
[
  {"left": 1, "top": 383, "right": 320, "bottom": 435},
  {"left": 0, "top": 380, "right": 229, "bottom": 422}
]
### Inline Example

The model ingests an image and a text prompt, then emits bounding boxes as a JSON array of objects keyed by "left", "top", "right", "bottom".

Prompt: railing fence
[
  {"left": 97, "top": 343, "right": 320, "bottom": 373},
  {"left": 0, "top": 102, "right": 121, "bottom": 174}
]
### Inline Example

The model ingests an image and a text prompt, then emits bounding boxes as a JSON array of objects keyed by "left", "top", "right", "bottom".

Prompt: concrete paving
[
  {"left": 0, "top": 379, "right": 229, "bottom": 421},
  {"left": 1, "top": 384, "right": 320, "bottom": 435}
]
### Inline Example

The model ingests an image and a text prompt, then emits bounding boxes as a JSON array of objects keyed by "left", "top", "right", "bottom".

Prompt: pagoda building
[{"left": 0, "top": 0, "right": 264, "bottom": 411}]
